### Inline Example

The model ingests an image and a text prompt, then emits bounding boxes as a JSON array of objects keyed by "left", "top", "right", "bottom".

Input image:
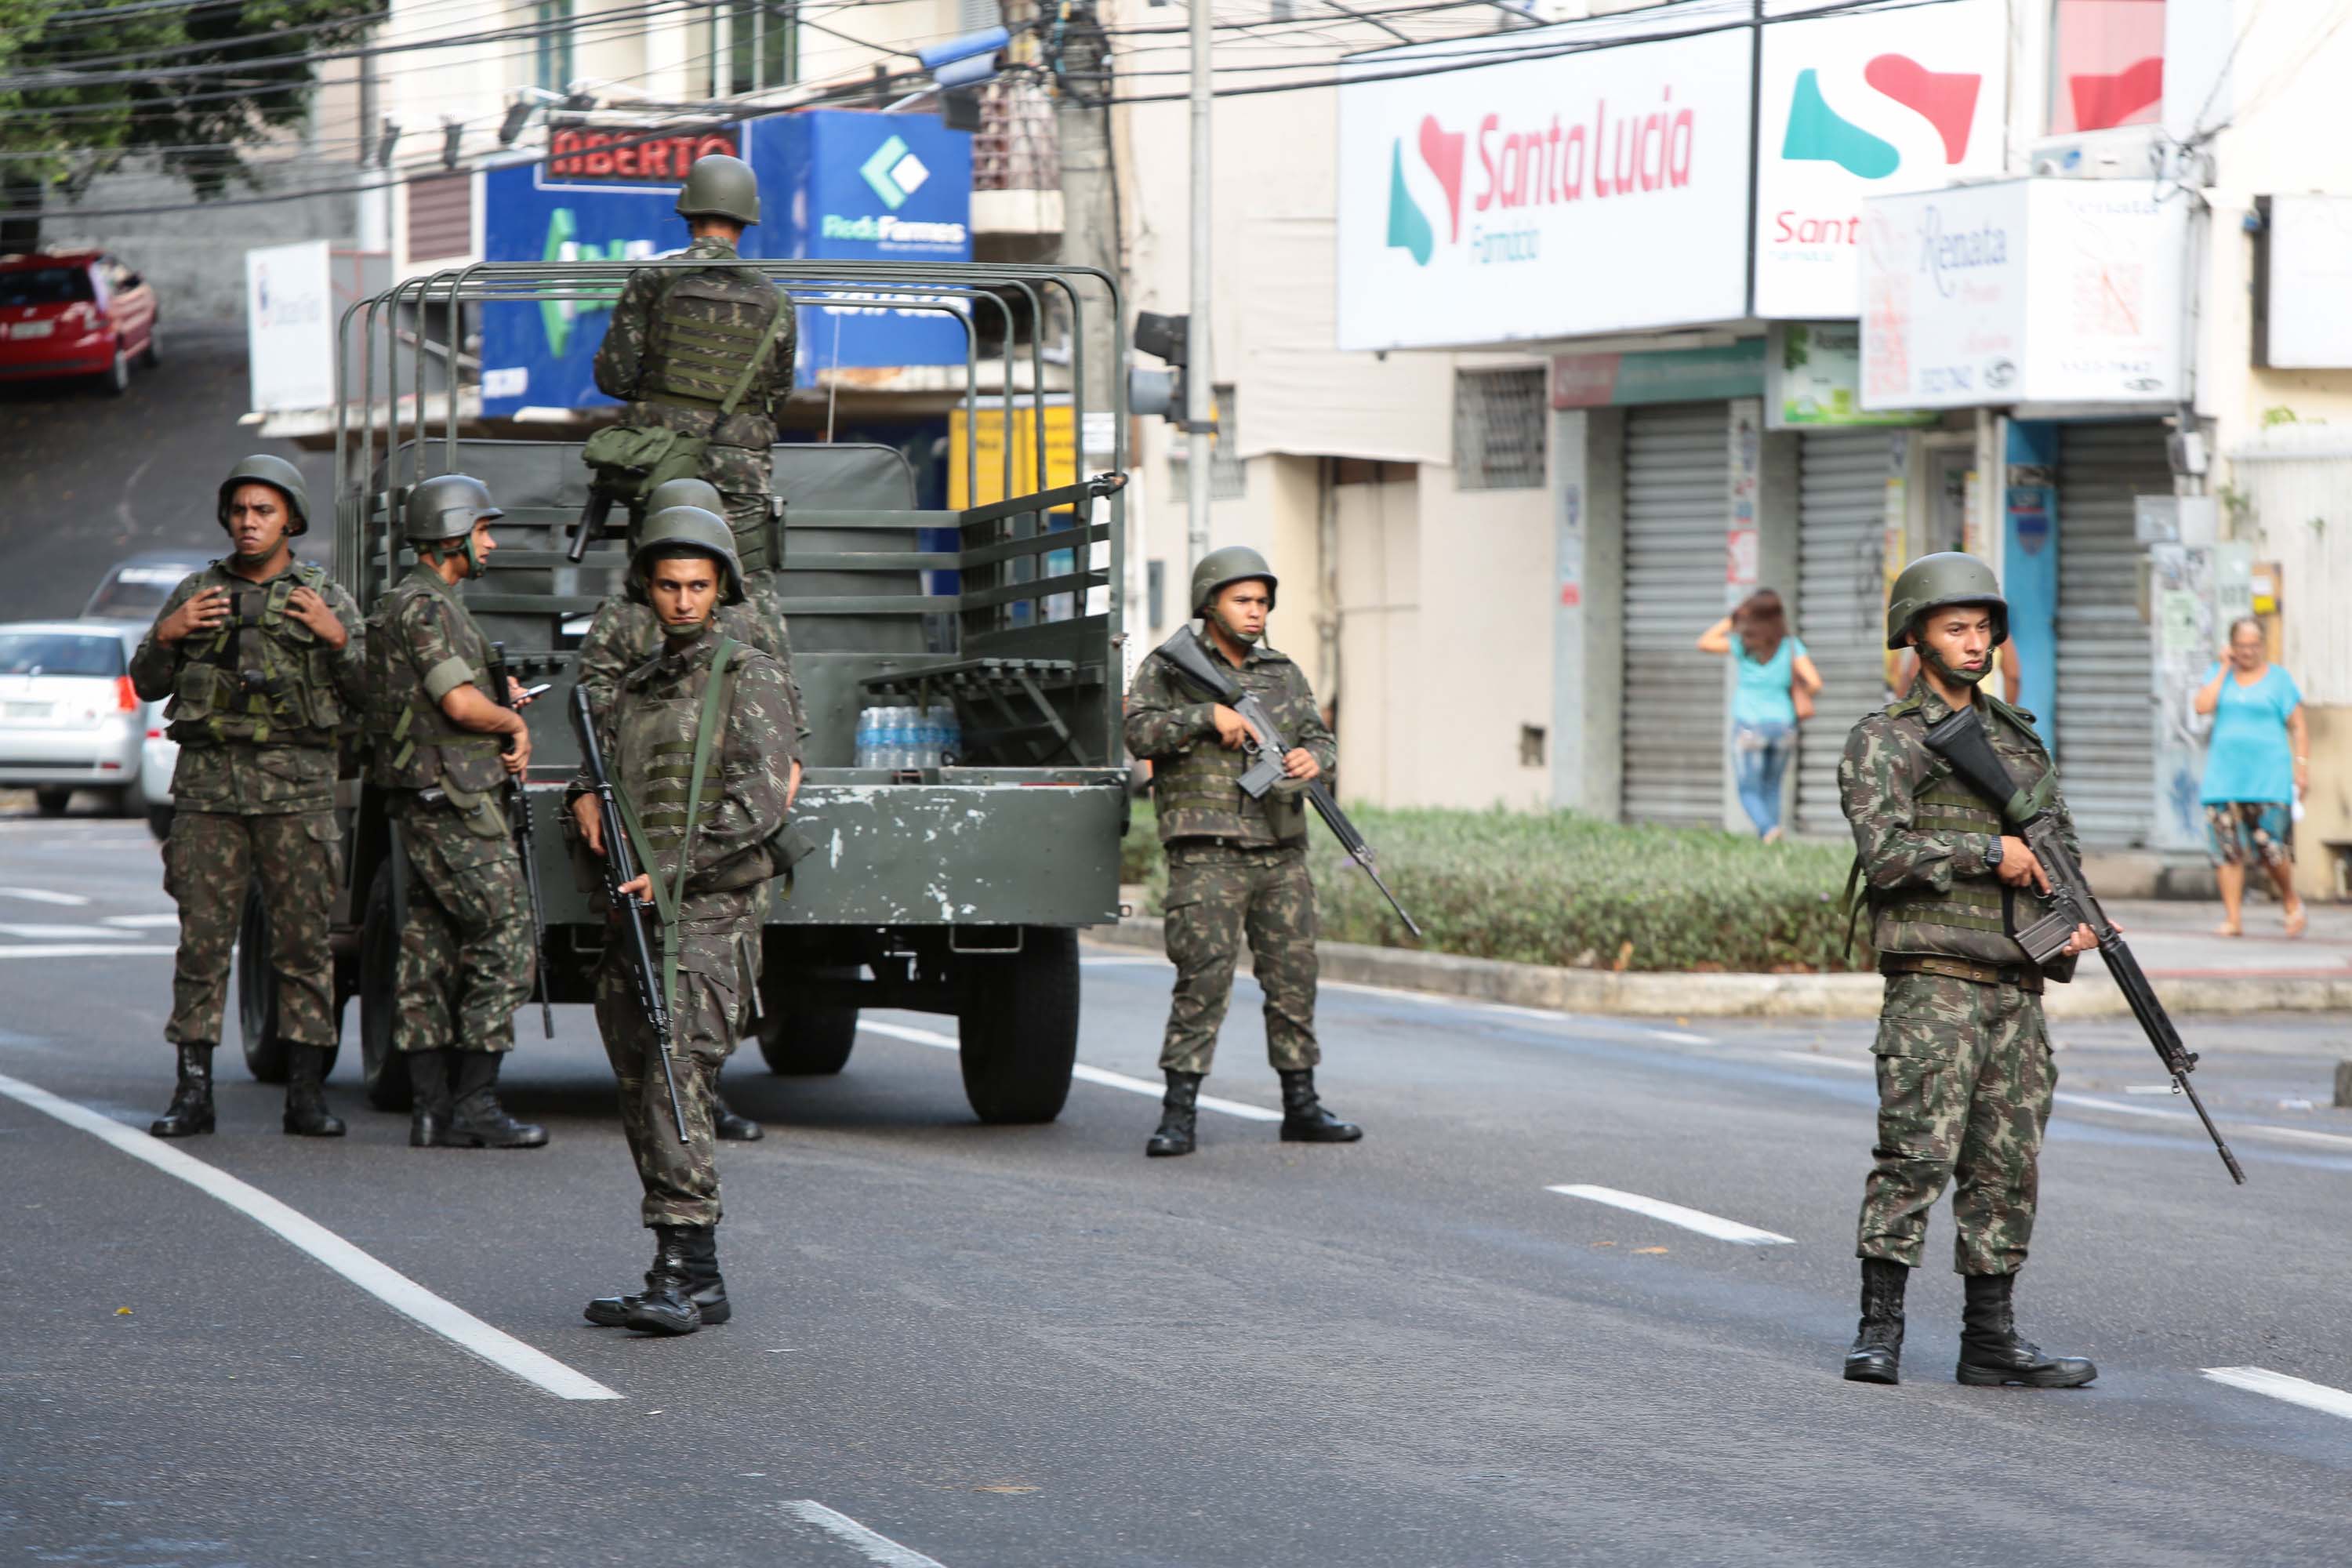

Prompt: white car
[
  {"left": 0, "top": 619, "right": 149, "bottom": 816},
  {"left": 140, "top": 697, "right": 178, "bottom": 839}
]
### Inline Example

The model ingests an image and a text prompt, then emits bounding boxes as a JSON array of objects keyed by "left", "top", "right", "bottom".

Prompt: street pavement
[{"left": 2, "top": 813, "right": 2349, "bottom": 1567}]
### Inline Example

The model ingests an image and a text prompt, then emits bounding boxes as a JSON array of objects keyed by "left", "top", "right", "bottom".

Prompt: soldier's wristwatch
[{"left": 1987, "top": 836, "right": 2004, "bottom": 867}]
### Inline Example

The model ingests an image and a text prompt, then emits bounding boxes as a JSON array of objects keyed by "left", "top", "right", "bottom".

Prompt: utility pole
[
  {"left": 356, "top": 40, "right": 389, "bottom": 256},
  {"left": 1185, "top": 0, "right": 1213, "bottom": 576}
]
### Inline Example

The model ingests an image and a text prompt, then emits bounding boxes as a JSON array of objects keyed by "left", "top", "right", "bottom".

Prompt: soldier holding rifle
[{"left": 1838, "top": 554, "right": 2101, "bottom": 1390}]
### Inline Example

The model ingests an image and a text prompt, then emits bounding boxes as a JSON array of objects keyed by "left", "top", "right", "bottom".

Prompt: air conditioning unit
[{"left": 2030, "top": 129, "right": 2161, "bottom": 180}]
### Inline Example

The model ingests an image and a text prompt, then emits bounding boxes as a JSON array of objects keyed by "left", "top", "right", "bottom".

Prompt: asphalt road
[
  {"left": 2, "top": 815, "right": 2349, "bottom": 1567},
  {"left": 0, "top": 324, "right": 334, "bottom": 626}
]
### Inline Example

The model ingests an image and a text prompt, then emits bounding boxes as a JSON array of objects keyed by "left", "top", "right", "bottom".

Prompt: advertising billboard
[
  {"left": 1752, "top": 0, "right": 2007, "bottom": 320},
  {"left": 1335, "top": 27, "right": 1754, "bottom": 351},
  {"left": 245, "top": 239, "right": 336, "bottom": 412}
]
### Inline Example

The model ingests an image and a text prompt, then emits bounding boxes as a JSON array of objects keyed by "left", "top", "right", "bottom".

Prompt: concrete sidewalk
[{"left": 1097, "top": 890, "right": 2352, "bottom": 1019}]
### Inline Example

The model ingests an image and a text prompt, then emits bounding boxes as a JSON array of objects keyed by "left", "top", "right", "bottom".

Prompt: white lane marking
[
  {"left": 2203, "top": 1367, "right": 2352, "bottom": 1422},
  {"left": 0, "top": 944, "right": 176, "bottom": 959},
  {"left": 0, "top": 923, "right": 140, "bottom": 940},
  {"left": 0, "top": 885, "right": 89, "bottom": 906},
  {"left": 0, "top": 1069, "right": 621, "bottom": 1403},
  {"left": 2054, "top": 1091, "right": 2192, "bottom": 1122},
  {"left": 1077, "top": 954, "right": 1161, "bottom": 967},
  {"left": 1545, "top": 1184, "right": 1796, "bottom": 1246},
  {"left": 1648, "top": 1029, "right": 1714, "bottom": 1045},
  {"left": 1773, "top": 1050, "right": 1871, "bottom": 1073},
  {"left": 780, "top": 1501, "right": 948, "bottom": 1567},
  {"left": 857, "top": 1021, "right": 1284, "bottom": 1123},
  {"left": 103, "top": 913, "right": 181, "bottom": 929}
]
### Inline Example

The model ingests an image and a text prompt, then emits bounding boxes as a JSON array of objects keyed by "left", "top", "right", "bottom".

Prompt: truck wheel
[
  {"left": 754, "top": 964, "right": 858, "bottom": 1075},
  {"left": 34, "top": 787, "right": 70, "bottom": 816},
  {"left": 358, "top": 862, "right": 410, "bottom": 1111},
  {"left": 146, "top": 804, "right": 173, "bottom": 842},
  {"left": 957, "top": 927, "right": 1079, "bottom": 1125}
]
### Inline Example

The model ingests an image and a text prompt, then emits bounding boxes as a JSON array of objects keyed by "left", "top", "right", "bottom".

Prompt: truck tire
[
  {"left": 358, "top": 862, "right": 411, "bottom": 1111},
  {"left": 34, "top": 787, "right": 70, "bottom": 816},
  {"left": 754, "top": 964, "right": 858, "bottom": 1075},
  {"left": 957, "top": 927, "right": 1079, "bottom": 1125}
]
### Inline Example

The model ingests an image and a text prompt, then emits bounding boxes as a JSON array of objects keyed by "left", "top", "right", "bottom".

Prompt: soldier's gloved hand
[
  {"left": 572, "top": 794, "right": 604, "bottom": 855},
  {"left": 158, "top": 586, "right": 230, "bottom": 645}
]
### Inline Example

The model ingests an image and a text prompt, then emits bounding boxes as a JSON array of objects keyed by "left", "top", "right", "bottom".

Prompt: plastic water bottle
[
  {"left": 855, "top": 706, "right": 880, "bottom": 769},
  {"left": 928, "top": 704, "right": 959, "bottom": 768},
  {"left": 887, "top": 706, "right": 915, "bottom": 770}
]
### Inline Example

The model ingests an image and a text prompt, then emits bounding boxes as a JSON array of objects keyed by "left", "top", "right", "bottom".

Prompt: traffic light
[{"left": 1131, "top": 310, "right": 1188, "bottom": 423}]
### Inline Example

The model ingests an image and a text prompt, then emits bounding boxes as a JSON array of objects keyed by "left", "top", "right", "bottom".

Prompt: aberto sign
[{"left": 545, "top": 123, "right": 740, "bottom": 185}]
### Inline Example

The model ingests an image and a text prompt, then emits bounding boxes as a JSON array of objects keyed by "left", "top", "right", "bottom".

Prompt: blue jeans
[{"left": 1733, "top": 722, "right": 1795, "bottom": 837}]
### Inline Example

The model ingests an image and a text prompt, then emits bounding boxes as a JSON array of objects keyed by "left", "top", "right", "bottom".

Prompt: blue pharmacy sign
[{"left": 477, "top": 111, "right": 974, "bottom": 417}]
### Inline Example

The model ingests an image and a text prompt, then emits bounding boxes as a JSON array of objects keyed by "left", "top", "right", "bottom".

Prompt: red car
[{"left": 0, "top": 250, "right": 158, "bottom": 395}]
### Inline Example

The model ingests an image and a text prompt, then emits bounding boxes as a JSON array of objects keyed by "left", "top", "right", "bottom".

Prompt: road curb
[{"left": 1089, "top": 916, "right": 2352, "bottom": 1018}]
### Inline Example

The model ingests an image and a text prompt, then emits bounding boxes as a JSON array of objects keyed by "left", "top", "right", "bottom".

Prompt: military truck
[{"left": 232, "top": 259, "right": 1132, "bottom": 1125}]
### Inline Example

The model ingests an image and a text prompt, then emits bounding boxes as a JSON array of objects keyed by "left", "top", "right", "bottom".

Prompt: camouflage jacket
[
  {"left": 129, "top": 557, "right": 366, "bottom": 815},
  {"left": 569, "top": 623, "right": 799, "bottom": 926},
  {"left": 591, "top": 235, "right": 795, "bottom": 453},
  {"left": 365, "top": 567, "right": 511, "bottom": 815},
  {"left": 1123, "top": 629, "right": 1336, "bottom": 847},
  {"left": 574, "top": 590, "right": 807, "bottom": 747},
  {"left": 1839, "top": 679, "right": 2082, "bottom": 978}
]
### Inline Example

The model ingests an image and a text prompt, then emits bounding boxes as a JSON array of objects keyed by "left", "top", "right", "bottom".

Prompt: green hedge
[{"left": 1121, "top": 802, "right": 1867, "bottom": 973}]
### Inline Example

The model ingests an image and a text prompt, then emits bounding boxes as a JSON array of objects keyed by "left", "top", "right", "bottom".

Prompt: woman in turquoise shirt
[
  {"left": 2194, "top": 617, "right": 2308, "bottom": 938},
  {"left": 1698, "top": 590, "right": 1823, "bottom": 842}
]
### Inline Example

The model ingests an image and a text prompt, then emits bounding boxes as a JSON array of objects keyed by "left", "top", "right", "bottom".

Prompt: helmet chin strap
[
  {"left": 1207, "top": 606, "right": 1262, "bottom": 646},
  {"left": 1920, "top": 641, "right": 1995, "bottom": 688}
]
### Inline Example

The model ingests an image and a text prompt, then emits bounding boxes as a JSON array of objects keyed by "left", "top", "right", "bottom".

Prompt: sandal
[
  {"left": 2212, "top": 921, "right": 2243, "bottom": 938},
  {"left": 2285, "top": 903, "right": 2307, "bottom": 938}
]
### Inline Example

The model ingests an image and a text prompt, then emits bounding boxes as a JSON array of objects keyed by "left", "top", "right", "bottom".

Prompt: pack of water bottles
[{"left": 854, "top": 703, "right": 961, "bottom": 770}]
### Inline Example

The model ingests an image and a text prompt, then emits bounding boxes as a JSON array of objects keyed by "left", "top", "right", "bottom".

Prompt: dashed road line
[
  {"left": 1546, "top": 1184, "right": 1796, "bottom": 1246},
  {"left": 0, "top": 885, "right": 89, "bottom": 906},
  {"left": 1773, "top": 1050, "right": 1869, "bottom": 1072},
  {"left": 103, "top": 913, "right": 181, "bottom": 929},
  {"left": 1648, "top": 1029, "right": 1714, "bottom": 1045},
  {"left": 780, "top": 1500, "right": 949, "bottom": 1566},
  {"left": 0, "top": 1068, "right": 621, "bottom": 1403},
  {"left": 0, "top": 943, "right": 176, "bottom": 960},
  {"left": 2203, "top": 1367, "right": 2352, "bottom": 1422},
  {"left": 0, "top": 923, "right": 141, "bottom": 941},
  {"left": 857, "top": 1020, "right": 1283, "bottom": 1122}
]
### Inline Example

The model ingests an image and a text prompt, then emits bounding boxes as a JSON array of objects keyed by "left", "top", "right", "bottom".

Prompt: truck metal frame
[{"left": 234, "top": 257, "right": 1133, "bottom": 1127}]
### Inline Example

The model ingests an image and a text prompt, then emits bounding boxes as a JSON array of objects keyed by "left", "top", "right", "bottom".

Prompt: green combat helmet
[
  {"left": 1191, "top": 545, "right": 1278, "bottom": 618},
  {"left": 675, "top": 154, "right": 760, "bottom": 226},
  {"left": 1886, "top": 552, "right": 2008, "bottom": 649},
  {"left": 631, "top": 506, "right": 745, "bottom": 605},
  {"left": 216, "top": 453, "right": 311, "bottom": 537},
  {"left": 405, "top": 473, "right": 503, "bottom": 578},
  {"left": 642, "top": 476, "right": 727, "bottom": 516}
]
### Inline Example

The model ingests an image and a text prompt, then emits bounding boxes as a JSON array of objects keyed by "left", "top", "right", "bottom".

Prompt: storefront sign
[
  {"left": 1550, "top": 339, "right": 1764, "bottom": 408},
  {"left": 2257, "top": 194, "right": 2352, "bottom": 368},
  {"left": 543, "top": 121, "right": 740, "bottom": 187},
  {"left": 1337, "top": 26, "right": 1754, "bottom": 350},
  {"left": 1859, "top": 178, "right": 2184, "bottom": 409},
  {"left": 1752, "top": 0, "right": 2007, "bottom": 320},
  {"left": 1765, "top": 321, "right": 1936, "bottom": 427},
  {"left": 245, "top": 239, "right": 335, "bottom": 412}
]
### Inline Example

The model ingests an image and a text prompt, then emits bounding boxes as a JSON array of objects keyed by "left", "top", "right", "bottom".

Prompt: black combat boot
[
  {"left": 623, "top": 1225, "right": 709, "bottom": 1336},
  {"left": 445, "top": 1052, "right": 548, "bottom": 1149},
  {"left": 585, "top": 1225, "right": 731, "bottom": 1327},
  {"left": 1145, "top": 1070, "right": 1203, "bottom": 1157},
  {"left": 406, "top": 1049, "right": 454, "bottom": 1148},
  {"left": 1957, "top": 1272, "right": 2096, "bottom": 1388},
  {"left": 1842, "top": 1258, "right": 1907, "bottom": 1385},
  {"left": 281, "top": 1044, "right": 347, "bottom": 1138},
  {"left": 149, "top": 1043, "right": 216, "bottom": 1138},
  {"left": 1277, "top": 1069, "right": 1363, "bottom": 1143},
  {"left": 713, "top": 1088, "right": 764, "bottom": 1142}
]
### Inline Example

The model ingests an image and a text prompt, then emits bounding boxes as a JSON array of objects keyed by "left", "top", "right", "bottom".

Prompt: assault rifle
[
  {"left": 1152, "top": 627, "right": 1422, "bottom": 938},
  {"left": 485, "top": 644, "right": 552, "bottom": 1038},
  {"left": 568, "top": 484, "right": 615, "bottom": 563},
  {"left": 571, "top": 685, "right": 689, "bottom": 1144},
  {"left": 1924, "top": 703, "right": 2245, "bottom": 1185}
]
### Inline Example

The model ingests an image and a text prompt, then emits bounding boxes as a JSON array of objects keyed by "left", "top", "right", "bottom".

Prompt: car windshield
[
  {"left": 0, "top": 633, "right": 125, "bottom": 677},
  {"left": 85, "top": 565, "right": 193, "bottom": 618},
  {"left": 0, "top": 267, "right": 95, "bottom": 307}
]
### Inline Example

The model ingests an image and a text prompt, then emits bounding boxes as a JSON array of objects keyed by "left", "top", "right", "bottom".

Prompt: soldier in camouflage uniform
[
  {"left": 1123, "top": 546, "right": 1361, "bottom": 1159},
  {"left": 133, "top": 455, "right": 361, "bottom": 1140},
  {"left": 575, "top": 475, "right": 805, "bottom": 1142},
  {"left": 1838, "top": 553, "right": 2101, "bottom": 1390},
  {"left": 366, "top": 474, "right": 548, "bottom": 1151},
  {"left": 568, "top": 506, "right": 799, "bottom": 1335}
]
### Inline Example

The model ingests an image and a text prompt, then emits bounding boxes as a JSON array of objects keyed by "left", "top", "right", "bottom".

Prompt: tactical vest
[
  {"left": 365, "top": 570, "right": 508, "bottom": 802},
  {"left": 1149, "top": 645, "right": 1310, "bottom": 848},
  {"left": 613, "top": 638, "right": 771, "bottom": 898},
  {"left": 165, "top": 561, "right": 345, "bottom": 748},
  {"left": 638, "top": 267, "right": 786, "bottom": 441}
]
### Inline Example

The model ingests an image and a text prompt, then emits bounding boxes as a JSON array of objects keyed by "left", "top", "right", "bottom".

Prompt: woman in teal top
[
  {"left": 2194, "top": 616, "right": 2308, "bottom": 937},
  {"left": 1697, "top": 590, "right": 1823, "bottom": 841}
]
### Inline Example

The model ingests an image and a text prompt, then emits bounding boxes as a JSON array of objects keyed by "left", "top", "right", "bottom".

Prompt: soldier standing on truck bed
[
  {"left": 569, "top": 508, "right": 799, "bottom": 1335},
  {"left": 134, "top": 455, "right": 364, "bottom": 1141},
  {"left": 1122, "top": 546, "right": 1363, "bottom": 1160},
  {"left": 576, "top": 474, "right": 804, "bottom": 1142},
  {"left": 365, "top": 474, "right": 549, "bottom": 1151}
]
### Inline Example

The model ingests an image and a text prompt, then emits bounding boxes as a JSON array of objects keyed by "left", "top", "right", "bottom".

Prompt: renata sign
[
  {"left": 1753, "top": 0, "right": 2008, "bottom": 320},
  {"left": 544, "top": 123, "right": 740, "bottom": 185},
  {"left": 1337, "top": 27, "right": 1753, "bottom": 351}
]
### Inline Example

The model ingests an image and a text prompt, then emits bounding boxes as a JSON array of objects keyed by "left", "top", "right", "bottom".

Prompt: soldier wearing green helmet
[
  {"left": 131, "top": 453, "right": 366, "bottom": 1142},
  {"left": 1836, "top": 551, "right": 2100, "bottom": 1391},
  {"left": 364, "top": 474, "right": 548, "bottom": 1150},
  {"left": 1122, "top": 545, "right": 1361, "bottom": 1159},
  {"left": 568, "top": 506, "right": 801, "bottom": 1335}
]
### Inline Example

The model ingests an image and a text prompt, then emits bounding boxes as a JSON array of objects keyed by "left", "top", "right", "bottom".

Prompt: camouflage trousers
[
  {"left": 593, "top": 917, "right": 757, "bottom": 1229},
  {"left": 394, "top": 800, "right": 535, "bottom": 1054},
  {"left": 1158, "top": 840, "right": 1319, "bottom": 1076},
  {"left": 1857, "top": 971, "right": 2056, "bottom": 1276},
  {"left": 163, "top": 808, "right": 339, "bottom": 1048}
]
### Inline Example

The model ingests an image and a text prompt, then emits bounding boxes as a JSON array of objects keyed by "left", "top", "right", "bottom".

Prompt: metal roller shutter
[
  {"left": 2056, "top": 422, "right": 2168, "bottom": 847},
  {"left": 1621, "top": 404, "right": 1729, "bottom": 827},
  {"left": 1795, "top": 432, "right": 1900, "bottom": 837}
]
